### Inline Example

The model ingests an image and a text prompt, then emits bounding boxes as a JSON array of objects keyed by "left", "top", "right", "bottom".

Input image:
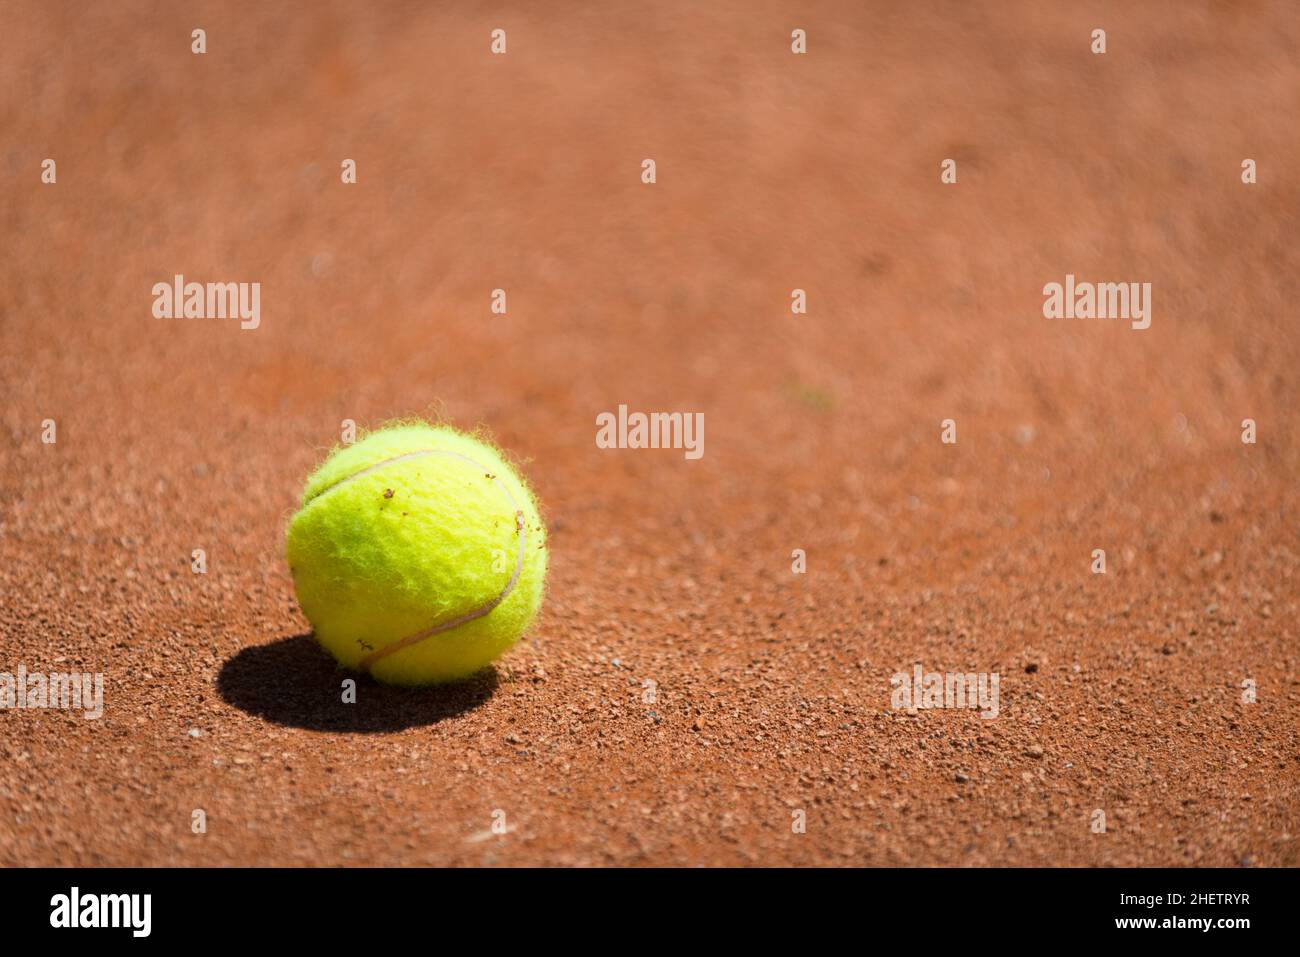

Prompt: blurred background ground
[{"left": 1, "top": 0, "right": 1297, "bottom": 865}]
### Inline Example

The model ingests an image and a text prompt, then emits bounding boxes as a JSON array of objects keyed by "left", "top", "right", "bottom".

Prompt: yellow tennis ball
[{"left": 286, "top": 423, "right": 548, "bottom": 685}]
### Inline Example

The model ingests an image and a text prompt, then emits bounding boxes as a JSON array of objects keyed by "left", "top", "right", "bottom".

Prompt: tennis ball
[{"left": 286, "top": 422, "right": 547, "bottom": 686}]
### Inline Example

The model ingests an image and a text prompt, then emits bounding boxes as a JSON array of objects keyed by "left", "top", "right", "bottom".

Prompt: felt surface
[{"left": 287, "top": 424, "right": 548, "bottom": 684}]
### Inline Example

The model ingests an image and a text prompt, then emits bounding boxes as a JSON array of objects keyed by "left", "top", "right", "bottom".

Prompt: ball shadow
[{"left": 216, "top": 633, "right": 499, "bottom": 732}]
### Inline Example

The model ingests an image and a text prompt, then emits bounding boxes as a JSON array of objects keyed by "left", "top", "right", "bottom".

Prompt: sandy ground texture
[{"left": 2, "top": 1, "right": 1298, "bottom": 867}]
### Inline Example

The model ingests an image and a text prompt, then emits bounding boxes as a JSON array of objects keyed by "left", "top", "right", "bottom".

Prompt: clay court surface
[{"left": 2, "top": 2, "right": 1297, "bottom": 866}]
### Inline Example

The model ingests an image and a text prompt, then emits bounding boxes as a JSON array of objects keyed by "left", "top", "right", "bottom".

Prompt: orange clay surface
[{"left": 1, "top": 1, "right": 1297, "bottom": 865}]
